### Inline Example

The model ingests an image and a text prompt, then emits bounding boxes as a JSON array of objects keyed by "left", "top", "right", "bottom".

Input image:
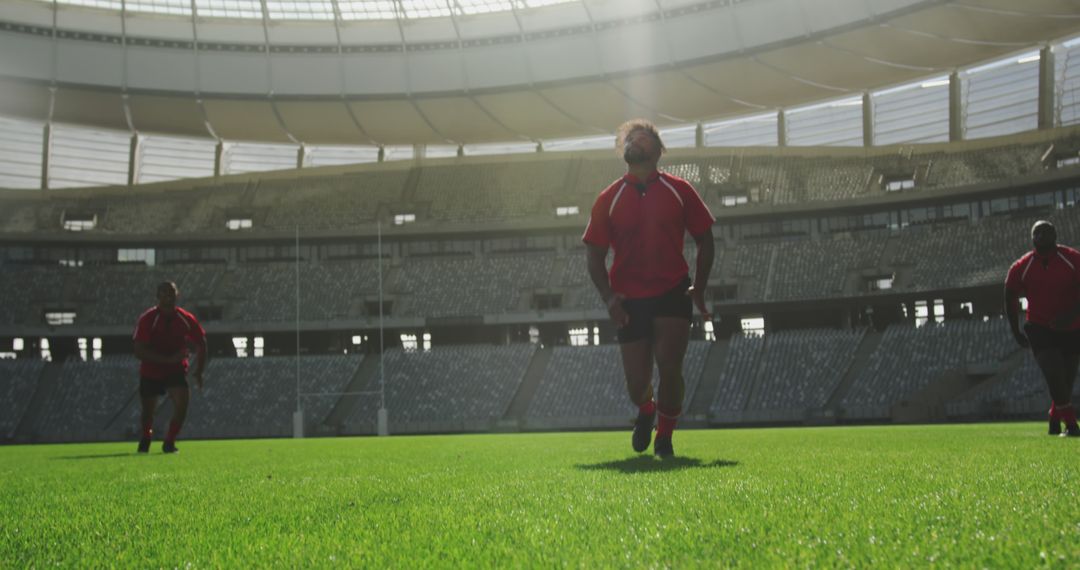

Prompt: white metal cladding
[
  {"left": 39, "top": 0, "right": 582, "bottom": 20},
  {"left": 963, "top": 52, "right": 1040, "bottom": 140},
  {"left": 786, "top": 96, "right": 864, "bottom": 147},
  {"left": 1056, "top": 39, "right": 1080, "bottom": 127},
  {"left": 423, "top": 144, "right": 459, "bottom": 159},
  {"left": 382, "top": 145, "right": 416, "bottom": 161},
  {"left": 223, "top": 141, "right": 298, "bottom": 175},
  {"left": 703, "top": 113, "right": 777, "bottom": 147},
  {"left": 138, "top": 134, "right": 216, "bottom": 184},
  {"left": 125, "top": 0, "right": 191, "bottom": 16},
  {"left": 49, "top": 123, "right": 130, "bottom": 189},
  {"left": 660, "top": 125, "right": 697, "bottom": 150},
  {"left": 336, "top": 1, "right": 399, "bottom": 20},
  {"left": 265, "top": 0, "right": 336, "bottom": 20},
  {"left": 304, "top": 144, "right": 381, "bottom": 167},
  {"left": 872, "top": 77, "right": 950, "bottom": 145},
  {"left": 0, "top": 116, "right": 44, "bottom": 190},
  {"left": 541, "top": 134, "right": 613, "bottom": 153},
  {"left": 193, "top": 0, "right": 262, "bottom": 19},
  {"left": 462, "top": 141, "right": 538, "bottom": 157}
]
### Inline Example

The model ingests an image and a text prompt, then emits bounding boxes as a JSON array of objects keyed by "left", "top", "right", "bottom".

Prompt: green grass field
[{"left": 1, "top": 423, "right": 1077, "bottom": 568}]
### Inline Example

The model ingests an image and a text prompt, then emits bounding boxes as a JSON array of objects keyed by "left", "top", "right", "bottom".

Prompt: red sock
[
  {"left": 656, "top": 405, "right": 680, "bottom": 438},
  {"left": 1049, "top": 402, "right": 1059, "bottom": 420},
  {"left": 141, "top": 421, "right": 153, "bottom": 440},
  {"left": 638, "top": 400, "right": 656, "bottom": 416},
  {"left": 165, "top": 420, "right": 182, "bottom": 443},
  {"left": 1059, "top": 404, "right": 1077, "bottom": 427}
]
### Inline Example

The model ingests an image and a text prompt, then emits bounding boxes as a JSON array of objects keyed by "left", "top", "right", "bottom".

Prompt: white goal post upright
[
  {"left": 294, "top": 225, "right": 303, "bottom": 438},
  {"left": 290, "top": 224, "right": 389, "bottom": 438},
  {"left": 377, "top": 220, "right": 389, "bottom": 436}
]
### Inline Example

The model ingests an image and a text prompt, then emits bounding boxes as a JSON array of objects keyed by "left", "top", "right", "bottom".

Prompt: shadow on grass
[
  {"left": 52, "top": 453, "right": 136, "bottom": 461},
  {"left": 575, "top": 456, "right": 739, "bottom": 474}
]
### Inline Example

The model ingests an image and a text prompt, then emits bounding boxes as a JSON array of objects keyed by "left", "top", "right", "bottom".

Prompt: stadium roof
[{"left": 0, "top": 0, "right": 1078, "bottom": 144}]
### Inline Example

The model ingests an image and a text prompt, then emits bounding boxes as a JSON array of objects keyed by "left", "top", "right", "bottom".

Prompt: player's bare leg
[
  {"left": 652, "top": 317, "right": 690, "bottom": 458},
  {"left": 1058, "top": 352, "right": 1080, "bottom": 436},
  {"left": 162, "top": 386, "right": 190, "bottom": 453},
  {"left": 1065, "top": 352, "right": 1079, "bottom": 401},
  {"left": 621, "top": 339, "right": 656, "bottom": 452},
  {"left": 621, "top": 339, "right": 655, "bottom": 405},
  {"left": 1035, "top": 349, "right": 1073, "bottom": 436},
  {"left": 138, "top": 396, "right": 157, "bottom": 453}
]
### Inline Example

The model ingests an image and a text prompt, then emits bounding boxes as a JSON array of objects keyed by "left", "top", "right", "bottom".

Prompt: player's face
[
  {"left": 623, "top": 129, "right": 659, "bottom": 165},
  {"left": 1032, "top": 224, "right": 1056, "bottom": 251},
  {"left": 157, "top": 284, "right": 178, "bottom": 309}
]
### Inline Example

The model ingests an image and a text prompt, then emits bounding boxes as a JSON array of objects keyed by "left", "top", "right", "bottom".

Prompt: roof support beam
[{"left": 1038, "top": 45, "right": 1055, "bottom": 130}]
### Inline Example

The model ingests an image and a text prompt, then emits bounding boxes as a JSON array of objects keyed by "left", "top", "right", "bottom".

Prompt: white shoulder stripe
[
  {"left": 1057, "top": 251, "right": 1075, "bottom": 271},
  {"left": 1020, "top": 256, "right": 1036, "bottom": 282},
  {"left": 659, "top": 177, "right": 684, "bottom": 207},
  {"left": 609, "top": 182, "right": 627, "bottom": 217}
]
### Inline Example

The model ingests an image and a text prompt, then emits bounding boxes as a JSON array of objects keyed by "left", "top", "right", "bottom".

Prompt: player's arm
[
  {"left": 586, "top": 243, "right": 629, "bottom": 326},
  {"left": 1003, "top": 286, "right": 1029, "bottom": 348},
  {"left": 689, "top": 227, "right": 714, "bottom": 320},
  {"left": 133, "top": 341, "right": 184, "bottom": 363}
]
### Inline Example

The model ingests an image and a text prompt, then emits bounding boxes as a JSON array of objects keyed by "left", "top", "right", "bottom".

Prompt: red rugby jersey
[
  {"left": 1005, "top": 245, "right": 1080, "bottom": 329},
  {"left": 133, "top": 306, "right": 206, "bottom": 380},
  {"left": 582, "top": 170, "right": 715, "bottom": 299}
]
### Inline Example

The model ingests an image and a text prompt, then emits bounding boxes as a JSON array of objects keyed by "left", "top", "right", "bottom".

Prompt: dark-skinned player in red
[
  {"left": 584, "top": 119, "right": 715, "bottom": 458},
  {"left": 133, "top": 281, "right": 208, "bottom": 453},
  {"left": 1006, "top": 220, "right": 1080, "bottom": 437}
]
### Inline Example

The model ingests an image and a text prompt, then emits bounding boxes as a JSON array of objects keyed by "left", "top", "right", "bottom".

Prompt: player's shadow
[
  {"left": 575, "top": 456, "right": 738, "bottom": 474},
  {"left": 52, "top": 453, "right": 136, "bottom": 460}
]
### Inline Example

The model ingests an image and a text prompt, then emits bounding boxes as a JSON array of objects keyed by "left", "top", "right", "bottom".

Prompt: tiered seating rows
[
  {"left": 0, "top": 139, "right": 1061, "bottom": 233},
  {"left": 527, "top": 341, "right": 710, "bottom": 419},
  {"left": 0, "top": 359, "right": 44, "bottom": 437}
]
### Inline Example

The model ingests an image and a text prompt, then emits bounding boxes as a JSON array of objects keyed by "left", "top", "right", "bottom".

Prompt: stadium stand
[
  {"left": 0, "top": 359, "right": 44, "bottom": 438},
  {"left": 15, "top": 355, "right": 361, "bottom": 442},
  {"left": 260, "top": 171, "right": 409, "bottom": 230},
  {"left": 0, "top": 135, "right": 1072, "bottom": 237},
  {"left": 841, "top": 319, "right": 1015, "bottom": 419},
  {"left": 29, "top": 356, "right": 139, "bottom": 443},
  {"left": 747, "top": 328, "right": 866, "bottom": 411},
  {"left": 526, "top": 341, "right": 710, "bottom": 423},
  {"left": 6, "top": 134, "right": 1080, "bottom": 441},
  {"left": 64, "top": 355, "right": 364, "bottom": 441},
  {"left": 344, "top": 344, "right": 535, "bottom": 433},
  {"left": 924, "top": 144, "right": 1047, "bottom": 189},
  {"left": 398, "top": 252, "right": 555, "bottom": 317},
  {"left": 768, "top": 236, "right": 885, "bottom": 300},
  {"left": 414, "top": 161, "right": 571, "bottom": 222},
  {"left": 946, "top": 354, "right": 1080, "bottom": 418},
  {"left": 710, "top": 333, "right": 766, "bottom": 415},
  {"left": 170, "top": 355, "right": 361, "bottom": 439},
  {"left": 77, "top": 263, "right": 223, "bottom": 326},
  {"left": 14, "top": 197, "right": 1080, "bottom": 328}
]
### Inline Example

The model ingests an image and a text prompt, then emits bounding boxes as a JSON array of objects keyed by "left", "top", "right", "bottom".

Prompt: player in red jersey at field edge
[
  {"left": 133, "top": 281, "right": 208, "bottom": 453},
  {"left": 583, "top": 119, "right": 716, "bottom": 458},
  {"left": 1005, "top": 220, "right": 1080, "bottom": 437}
]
